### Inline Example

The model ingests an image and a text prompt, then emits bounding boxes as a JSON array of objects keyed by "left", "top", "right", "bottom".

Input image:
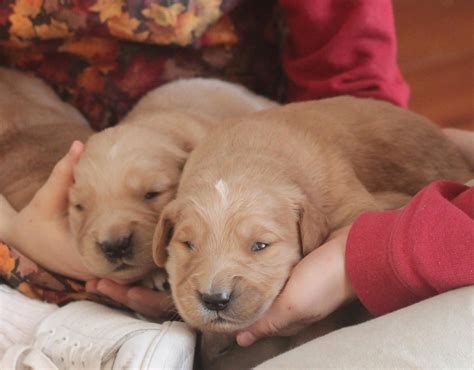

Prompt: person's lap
[{"left": 257, "top": 286, "right": 474, "bottom": 368}]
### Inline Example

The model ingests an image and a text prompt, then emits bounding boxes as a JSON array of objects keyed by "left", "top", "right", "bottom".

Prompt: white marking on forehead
[
  {"left": 108, "top": 143, "right": 120, "bottom": 160},
  {"left": 215, "top": 179, "right": 229, "bottom": 204}
]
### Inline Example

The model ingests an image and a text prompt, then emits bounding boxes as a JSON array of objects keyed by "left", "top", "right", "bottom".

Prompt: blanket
[{"left": 0, "top": 0, "right": 284, "bottom": 130}]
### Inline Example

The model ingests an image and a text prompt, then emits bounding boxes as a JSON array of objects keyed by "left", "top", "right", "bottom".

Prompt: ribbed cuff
[{"left": 345, "top": 211, "right": 420, "bottom": 316}]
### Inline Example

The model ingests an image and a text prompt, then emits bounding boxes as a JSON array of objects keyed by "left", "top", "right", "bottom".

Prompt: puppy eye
[
  {"left": 144, "top": 191, "right": 161, "bottom": 200},
  {"left": 184, "top": 241, "right": 194, "bottom": 250},
  {"left": 75, "top": 204, "right": 84, "bottom": 212},
  {"left": 251, "top": 242, "right": 269, "bottom": 252}
]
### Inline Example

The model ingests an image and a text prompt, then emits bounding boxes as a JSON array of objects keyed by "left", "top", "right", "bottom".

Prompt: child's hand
[
  {"left": 86, "top": 279, "right": 175, "bottom": 319},
  {"left": 1, "top": 141, "right": 94, "bottom": 281},
  {"left": 236, "top": 226, "right": 355, "bottom": 347}
]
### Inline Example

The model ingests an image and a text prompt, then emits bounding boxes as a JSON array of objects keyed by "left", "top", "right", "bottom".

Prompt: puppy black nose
[
  {"left": 98, "top": 234, "right": 133, "bottom": 260},
  {"left": 200, "top": 292, "right": 231, "bottom": 311}
]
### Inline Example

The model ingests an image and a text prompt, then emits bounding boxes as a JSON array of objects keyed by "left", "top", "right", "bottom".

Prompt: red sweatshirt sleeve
[
  {"left": 346, "top": 181, "right": 474, "bottom": 316},
  {"left": 279, "top": 0, "right": 410, "bottom": 107}
]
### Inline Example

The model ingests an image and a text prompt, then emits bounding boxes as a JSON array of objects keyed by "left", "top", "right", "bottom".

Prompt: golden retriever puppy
[
  {"left": 0, "top": 67, "right": 91, "bottom": 211},
  {"left": 68, "top": 79, "right": 277, "bottom": 282},
  {"left": 152, "top": 96, "right": 472, "bottom": 333},
  {"left": 0, "top": 69, "right": 276, "bottom": 283}
]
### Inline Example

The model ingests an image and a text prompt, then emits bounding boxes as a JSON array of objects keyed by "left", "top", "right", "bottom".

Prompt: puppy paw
[{"left": 141, "top": 269, "right": 170, "bottom": 291}]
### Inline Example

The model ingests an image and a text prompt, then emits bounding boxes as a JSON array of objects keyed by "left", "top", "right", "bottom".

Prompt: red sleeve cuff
[
  {"left": 346, "top": 181, "right": 474, "bottom": 316},
  {"left": 345, "top": 210, "right": 420, "bottom": 316}
]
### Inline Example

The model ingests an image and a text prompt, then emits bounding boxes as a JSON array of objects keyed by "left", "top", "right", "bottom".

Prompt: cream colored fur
[
  {"left": 0, "top": 68, "right": 276, "bottom": 282},
  {"left": 152, "top": 96, "right": 472, "bottom": 368},
  {"left": 69, "top": 79, "right": 276, "bottom": 281},
  {"left": 153, "top": 96, "right": 472, "bottom": 332},
  {"left": 0, "top": 68, "right": 91, "bottom": 210}
]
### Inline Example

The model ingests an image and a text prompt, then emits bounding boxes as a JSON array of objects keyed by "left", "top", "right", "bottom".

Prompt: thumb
[
  {"left": 32, "top": 141, "right": 84, "bottom": 214},
  {"left": 236, "top": 305, "right": 289, "bottom": 347}
]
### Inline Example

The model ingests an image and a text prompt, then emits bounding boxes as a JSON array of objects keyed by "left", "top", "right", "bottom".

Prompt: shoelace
[{"left": 35, "top": 329, "right": 105, "bottom": 369}]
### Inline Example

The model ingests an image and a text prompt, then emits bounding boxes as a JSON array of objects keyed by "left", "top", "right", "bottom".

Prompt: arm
[
  {"left": 0, "top": 142, "right": 94, "bottom": 281},
  {"left": 347, "top": 180, "right": 474, "bottom": 316},
  {"left": 236, "top": 180, "right": 473, "bottom": 346},
  {"left": 279, "top": 0, "right": 410, "bottom": 106}
]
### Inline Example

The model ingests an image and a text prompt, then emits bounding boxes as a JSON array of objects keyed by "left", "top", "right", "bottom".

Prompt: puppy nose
[
  {"left": 200, "top": 291, "right": 231, "bottom": 311},
  {"left": 98, "top": 233, "right": 133, "bottom": 260}
]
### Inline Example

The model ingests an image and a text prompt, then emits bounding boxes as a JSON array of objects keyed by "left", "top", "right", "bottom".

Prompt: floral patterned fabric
[
  {"left": 0, "top": 0, "right": 285, "bottom": 130},
  {"left": 1, "top": 0, "right": 239, "bottom": 48},
  {"left": 0, "top": 241, "right": 123, "bottom": 307}
]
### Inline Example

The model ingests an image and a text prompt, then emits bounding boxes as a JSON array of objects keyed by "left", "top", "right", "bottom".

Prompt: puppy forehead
[
  {"left": 178, "top": 199, "right": 285, "bottom": 244},
  {"left": 235, "top": 217, "right": 280, "bottom": 240},
  {"left": 124, "top": 162, "right": 161, "bottom": 187},
  {"left": 214, "top": 179, "right": 229, "bottom": 204}
]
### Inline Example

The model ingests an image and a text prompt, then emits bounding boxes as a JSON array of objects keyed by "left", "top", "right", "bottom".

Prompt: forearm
[{"left": 346, "top": 181, "right": 474, "bottom": 316}]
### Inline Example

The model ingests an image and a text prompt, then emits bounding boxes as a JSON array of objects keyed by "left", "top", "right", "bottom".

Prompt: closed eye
[{"left": 144, "top": 191, "right": 161, "bottom": 200}]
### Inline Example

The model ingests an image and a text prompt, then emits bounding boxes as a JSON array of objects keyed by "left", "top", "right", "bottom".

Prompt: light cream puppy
[
  {"left": 153, "top": 96, "right": 473, "bottom": 333},
  {"left": 130, "top": 78, "right": 277, "bottom": 122},
  {"left": 68, "top": 79, "right": 277, "bottom": 282}
]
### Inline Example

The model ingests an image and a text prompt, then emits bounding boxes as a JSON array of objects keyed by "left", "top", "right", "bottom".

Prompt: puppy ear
[
  {"left": 297, "top": 195, "right": 329, "bottom": 256},
  {"left": 152, "top": 201, "right": 178, "bottom": 267}
]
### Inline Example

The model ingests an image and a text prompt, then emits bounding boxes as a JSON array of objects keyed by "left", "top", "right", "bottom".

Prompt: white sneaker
[{"left": 2, "top": 301, "right": 195, "bottom": 370}]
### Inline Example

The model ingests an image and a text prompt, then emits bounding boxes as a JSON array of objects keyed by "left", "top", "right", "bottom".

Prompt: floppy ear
[
  {"left": 168, "top": 116, "right": 209, "bottom": 155},
  {"left": 152, "top": 201, "right": 178, "bottom": 267},
  {"left": 297, "top": 195, "right": 329, "bottom": 256}
]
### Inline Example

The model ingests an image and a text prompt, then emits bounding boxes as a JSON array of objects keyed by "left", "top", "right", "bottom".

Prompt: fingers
[
  {"left": 126, "top": 286, "right": 175, "bottom": 319},
  {"left": 87, "top": 279, "right": 175, "bottom": 319},
  {"left": 32, "top": 141, "right": 84, "bottom": 215},
  {"left": 85, "top": 280, "right": 99, "bottom": 292},
  {"left": 236, "top": 301, "right": 293, "bottom": 347}
]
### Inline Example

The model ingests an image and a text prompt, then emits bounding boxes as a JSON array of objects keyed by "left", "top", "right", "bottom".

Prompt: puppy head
[
  {"left": 153, "top": 179, "right": 328, "bottom": 332},
  {"left": 69, "top": 124, "right": 187, "bottom": 282}
]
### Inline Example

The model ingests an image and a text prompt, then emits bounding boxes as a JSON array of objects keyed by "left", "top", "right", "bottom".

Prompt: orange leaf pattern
[
  {"left": 142, "top": 3, "right": 185, "bottom": 27},
  {"left": 0, "top": 0, "right": 284, "bottom": 130},
  {"left": 0, "top": 241, "right": 124, "bottom": 307},
  {"left": 89, "top": 0, "right": 124, "bottom": 23}
]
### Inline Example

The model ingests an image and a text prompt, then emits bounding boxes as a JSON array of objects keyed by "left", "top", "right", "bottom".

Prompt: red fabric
[
  {"left": 346, "top": 181, "right": 474, "bottom": 316},
  {"left": 279, "top": 0, "right": 410, "bottom": 107}
]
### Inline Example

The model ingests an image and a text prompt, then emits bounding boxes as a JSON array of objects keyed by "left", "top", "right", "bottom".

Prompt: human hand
[
  {"left": 236, "top": 226, "right": 355, "bottom": 347},
  {"left": 0, "top": 141, "right": 94, "bottom": 281},
  {"left": 86, "top": 279, "right": 175, "bottom": 319}
]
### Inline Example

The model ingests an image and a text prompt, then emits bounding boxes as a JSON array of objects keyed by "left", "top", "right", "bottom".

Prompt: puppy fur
[
  {"left": 0, "top": 68, "right": 91, "bottom": 211},
  {"left": 68, "top": 79, "right": 276, "bottom": 281},
  {"left": 0, "top": 69, "right": 276, "bottom": 282},
  {"left": 153, "top": 96, "right": 473, "bottom": 334}
]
